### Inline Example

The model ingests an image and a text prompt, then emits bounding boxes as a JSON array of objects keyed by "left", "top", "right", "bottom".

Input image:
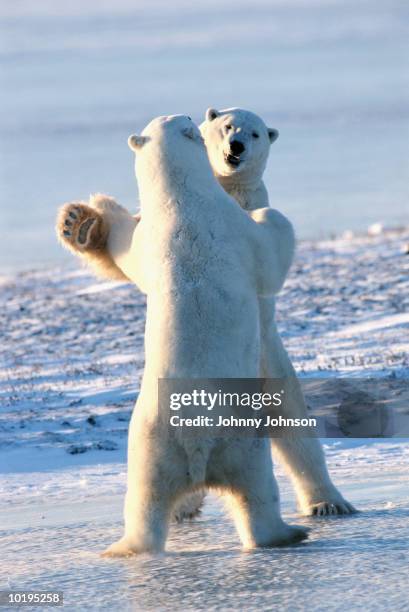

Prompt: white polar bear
[
  {"left": 96, "top": 114, "right": 307, "bottom": 556},
  {"left": 56, "top": 108, "right": 355, "bottom": 518},
  {"left": 199, "top": 108, "right": 356, "bottom": 517}
]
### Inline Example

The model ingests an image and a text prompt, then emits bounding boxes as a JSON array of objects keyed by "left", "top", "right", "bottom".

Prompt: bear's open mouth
[{"left": 225, "top": 153, "right": 241, "bottom": 167}]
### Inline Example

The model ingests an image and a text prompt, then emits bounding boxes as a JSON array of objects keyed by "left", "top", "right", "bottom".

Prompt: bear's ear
[
  {"left": 267, "top": 128, "right": 279, "bottom": 144},
  {"left": 206, "top": 108, "right": 219, "bottom": 122},
  {"left": 128, "top": 134, "right": 148, "bottom": 151}
]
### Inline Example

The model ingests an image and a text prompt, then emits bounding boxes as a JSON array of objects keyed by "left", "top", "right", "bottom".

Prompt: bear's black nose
[{"left": 230, "top": 140, "right": 245, "bottom": 156}]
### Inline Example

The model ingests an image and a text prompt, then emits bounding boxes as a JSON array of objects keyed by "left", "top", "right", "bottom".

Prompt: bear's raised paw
[{"left": 56, "top": 203, "right": 108, "bottom": 253}]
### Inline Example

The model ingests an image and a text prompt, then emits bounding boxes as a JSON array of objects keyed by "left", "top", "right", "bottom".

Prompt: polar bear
[
  {"left": 57, "top": 109, "right": 356, "bottom": 519},
  {"left": 92, "top": 114, "right": 308, "bottom": 556},
  {"left": 199, "top": 108, "right": 356, "bottom": 517}
]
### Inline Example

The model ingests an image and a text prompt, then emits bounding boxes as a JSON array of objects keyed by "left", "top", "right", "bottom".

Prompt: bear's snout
[{"left": 230, "top": 140, "right": 245, "bottom": 156}]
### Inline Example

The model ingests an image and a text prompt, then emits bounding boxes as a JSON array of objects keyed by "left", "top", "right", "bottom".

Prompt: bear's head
[
  {"left": 200, "top": 108, "right": 279, "bottom": 185},
  {"left": 128, "top": 115, "right": 211, "bottom": 187}
]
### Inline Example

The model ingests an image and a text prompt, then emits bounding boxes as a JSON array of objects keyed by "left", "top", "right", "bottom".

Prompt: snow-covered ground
[{"left": 1, "top": 227, "right": 408, "bottom": 610}]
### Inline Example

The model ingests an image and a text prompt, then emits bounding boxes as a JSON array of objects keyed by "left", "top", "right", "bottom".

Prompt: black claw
[
  {"left": 69, "top": 211, "right": 77, "bottom": 219},
  {"left": 64, "top": 219, "right": 72, "bottom": 226},
  {"left": 63, "top": 230, "right": 71, "bottom": 237}
]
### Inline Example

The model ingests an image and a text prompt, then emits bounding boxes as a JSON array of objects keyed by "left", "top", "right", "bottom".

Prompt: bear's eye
[
  {"left": 225, "top": 124, "right": 232, "bottom": 132},
  {"left": 252, "top": 132, "right": 259, "bottom": 139}
]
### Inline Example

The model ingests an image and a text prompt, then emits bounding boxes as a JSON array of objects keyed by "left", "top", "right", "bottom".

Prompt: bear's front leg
[
  {"left": 57, "top": 202, "right": 108, "bottom": 253},
  {"left": 56, "top": 195, "right": 134, "bottom": 281}
]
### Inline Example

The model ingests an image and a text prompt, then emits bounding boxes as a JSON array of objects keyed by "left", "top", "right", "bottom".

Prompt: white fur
[{"left": 102, "top": 115, "right": 307, "bottom": 556}]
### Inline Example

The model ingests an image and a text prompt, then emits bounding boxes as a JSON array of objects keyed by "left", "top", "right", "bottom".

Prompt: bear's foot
[
  {"left": 266, "top": 524, "right": 309, "bottom": 547},
  {"left": 244, "top": 523, "right": 309, "bottom": 550},
  {"left": 172, "top": 490, "right": 205, "bottom": 523},
  {"left": 101, "top": 537, "right": 152, "bottom": 558},
  {"left": 300, "top": 488, "right": 357, "bottom": 517},
  {"left": 57, "top": 203, "right": 108, "bottom": 253},
  {"left": 310, "top": 500, "right": 357, "bottom": 516}
]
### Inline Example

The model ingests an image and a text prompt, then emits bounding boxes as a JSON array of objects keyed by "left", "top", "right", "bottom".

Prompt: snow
[
  {"left": 1, "top": 228, "right": 408, "bottom": 608},
  {"left": 1, "top": 455, "right": 409, "bottom": 610},
  {"left": 334, "top": 312, "right": 409, "bottom": 337}
]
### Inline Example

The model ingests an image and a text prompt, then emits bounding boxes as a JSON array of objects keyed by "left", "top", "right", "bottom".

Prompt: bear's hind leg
[
  {"left": 227, "top": 476, "right": 308, "bottom": 548},
  {"left": 102, "top": 489, "right": 172, "bottom": 557},
  {"left": 214, "top": 442, "right": 309, "bottom": 549},
  {"left": 259, "top": 305, "right": 357, "bottom": 517},
  {"left": 103, "top": 436, "right": 190, "bottom": 557}
]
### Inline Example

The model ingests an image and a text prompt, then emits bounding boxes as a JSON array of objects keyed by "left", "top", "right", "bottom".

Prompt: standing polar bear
[
  {"left": 200, "top": 108, "right": 355, "bottom": 517},
  {"left": 97, "top": 114, "right": 307, "bottom": 555},
  {"left": 57, "top": 107, "right": 355, "bottom": 518}
]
